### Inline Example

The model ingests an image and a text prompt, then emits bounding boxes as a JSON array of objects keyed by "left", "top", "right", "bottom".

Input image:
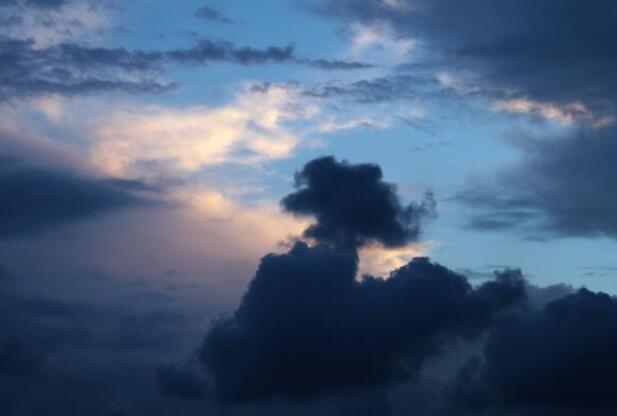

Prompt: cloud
[
  {"left": 0, "top": 153, "right": 154, "bottom": 239},
  {"left": 0, "top": 32, "right": 373, "bottom": 102},
  {"left": 200, "top": 243, "right": 525, "bottom": 403},
  {"left": 197, "top": 157, "right": 523, "bottom": 403},
  {"left": 157, "top": 365, "right": 206, "bottom": 400},
  {"left": 295, "top": 58, "right": 375, "bottom": 70},
  {"left": 492, "top": 99, "right": 615, "bottom": 127},
  {"left": 194, "top": 6, "right": 234, "bottom": 24},
  {"left": 282, "top": 156, "right": 436, "bottom": 249},
  {"left": 317, "top": 0, "right": 617, "bottom": 126},
  {"left": 85, "top": 83, "right": 316, "bottom": 177},
  {"left": 0, "top": 37, "right": 174, "bottom": 100},
  {"left": 0, "top": 336, "right": 46, "bottom": 377},
  {"left": 456, "top": 126, "right": 617, "bottom": 240},
  {"left": 0, "top": 0, "right": 110, "bottom": 47},
  {"left": 450, "top": 288, "right": 617, "bottom": 411},
  {"left": 164, "top": 40, "right": 293, "bottom": 65}
]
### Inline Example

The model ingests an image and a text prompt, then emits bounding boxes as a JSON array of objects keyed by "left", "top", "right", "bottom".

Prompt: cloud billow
[
  {"left": 450, "top": 289, "right": 617, "bottom": 412},
  {"left": 282, "top": 156, "right": 436, "bottom": 249},
  {"left": 199, "top": 157, "right": 523, "bottom": 403},
  {"left": 201, "top": 242, "right": 525, "bottom": 403}
]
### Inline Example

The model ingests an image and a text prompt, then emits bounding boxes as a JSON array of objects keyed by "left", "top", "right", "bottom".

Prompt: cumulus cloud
[
  {"left": 282, "top": 156, "right": 436, "bottom": 249},
  {"left": 201, "top": 243, "right": 525, "bottom": 403},
  {"left": 450, "top": 288, "right": 617, "bottom": 412},
  {"left": 197, "top": 157, "right": 525, "bottom": 404}
]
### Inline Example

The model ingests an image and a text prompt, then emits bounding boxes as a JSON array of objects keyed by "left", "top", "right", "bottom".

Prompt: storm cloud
[{"left": 282, "top": 156, "right": 436, "bottom": 249}]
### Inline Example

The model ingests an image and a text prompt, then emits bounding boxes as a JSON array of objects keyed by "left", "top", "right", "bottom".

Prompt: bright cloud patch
[{"left": 86, "top": 84, "right": 318, "bottom": 177}]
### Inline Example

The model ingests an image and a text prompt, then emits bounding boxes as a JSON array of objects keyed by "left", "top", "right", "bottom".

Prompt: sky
[{"left": 1, "top": 1, "right": 617, "bottom": 415}]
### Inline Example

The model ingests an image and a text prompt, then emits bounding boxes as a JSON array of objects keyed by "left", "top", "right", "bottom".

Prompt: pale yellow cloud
[
  {"left": 358, "top": 243, "right": 431, "bottom": 277},
  {"left": 492, "top": 98, "right": 615, "bottom": 127},
  {"left": 84, "top": 84, "right": 319, "bottom": 177}
]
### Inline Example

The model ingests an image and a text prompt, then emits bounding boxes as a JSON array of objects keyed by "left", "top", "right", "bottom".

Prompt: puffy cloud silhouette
[
  {"left": 450, "top": 289, "right": 617, "bottom": 412},
  {"left": 201, "top": 241, "right": 525, "bottom": 403},
  {"left": 282, "top": 156, "right": 436, "bottom": 249}
]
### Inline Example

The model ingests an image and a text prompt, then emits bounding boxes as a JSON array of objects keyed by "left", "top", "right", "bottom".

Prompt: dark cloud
[
  {"left": 25, "top": 0, "right": 67, "bottom": 8},
  {"left": 296, "top": 58, "right": 375, "bottom": 70},
  {"left": 319, "top": 0, "right": 617, "bottom": 117},
  {"left": 165, "top": 40, "right": 293, "bottom": 65},
  {"left": 194, "top": 6, "right": 234, "bottom": 24},
  {"left": 0, "top": 156, "right": 154, "bottom": 239},
  {"left": 200, "top": 242, "right": 525, "bottom": 403},
  {"left": 303, "top": 74, "right": 436, "bottom": 102},
  {"left": 0, "top": 37, "right": 174, "bottom": 99},
  {"left": 157, "top": 365, "right": 206, "bottom": 400},
  {"left": 450, "top": 289, "right": 617, "bottom": 412},
  {"left": 0, "top": 336, "right": 46, "bottom": 377},
  {"left": 282, "top": 156, "right": 436, "bottom": 249},
  {"left": 0, "top": 35, "right": 369, "bottom": 100},
  {"left": 0, "top": 0, "right": 66, "bottom": 8},
  {"left": 456, "top": 127, "right": 617, "bottom": 239}
]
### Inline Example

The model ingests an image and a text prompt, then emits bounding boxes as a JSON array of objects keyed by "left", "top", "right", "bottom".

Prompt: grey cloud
[
  {"left": 194, "top": 6, "right": 234, "bottom": 24},
  {"left": 318, "top": 0, "right": 617, "bottom": 118},
  {"left": 456, "top": 127, "right": 617, "bottom": 240},
  {"left": 0, "top": 153, "right": 157, "bottom": 239},
  {"left": 0, "top": 35, "right": 373, "bottom": 100}
]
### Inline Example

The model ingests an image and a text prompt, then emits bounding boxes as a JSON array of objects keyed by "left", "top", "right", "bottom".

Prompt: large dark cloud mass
[
  {"left": 282, "top": 156, "right": 436, "bottom": 248},
  {"left": 199, "top": 157, "right": 524, "bottom": 404},
  {"left": 0, "top": 156, "right": 152, "bottom": 238},
  {"left": 320, "top": 0, "right": 617, "bottom": 117},
  {"left": 201, "top": 242, "right": 525, "bottom": 403},
  {"left": 450, "top": 289, "right": 617, "bottom": 412}
]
